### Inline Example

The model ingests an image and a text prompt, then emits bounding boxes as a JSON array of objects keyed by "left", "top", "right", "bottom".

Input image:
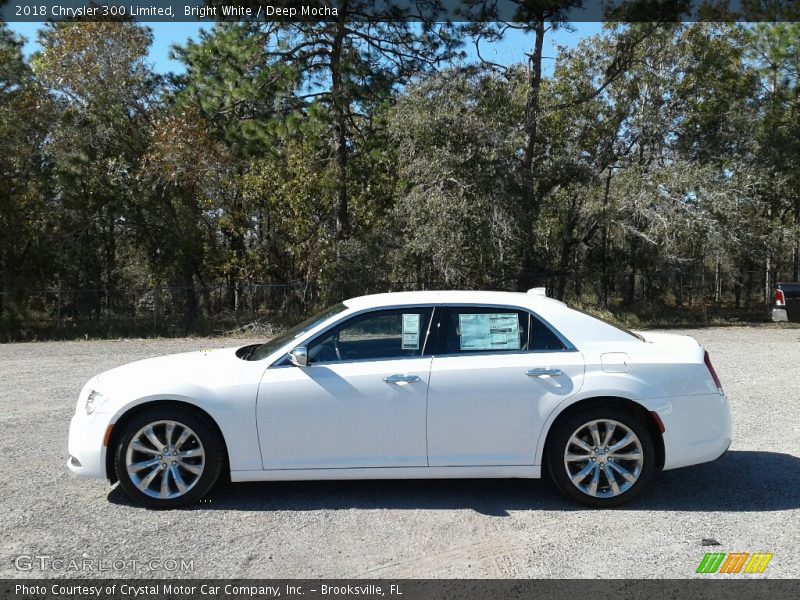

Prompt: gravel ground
[{"left": 1, "top": 326, "right": 798, "bottom": 579}]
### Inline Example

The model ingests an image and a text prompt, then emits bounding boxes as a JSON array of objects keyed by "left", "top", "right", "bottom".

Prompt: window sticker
[
  {"left": 402, "top": 313, "right": 421, "bottom": 350},
  {"left": 459, "top": 313, "right": 520, "bottom": 351}
]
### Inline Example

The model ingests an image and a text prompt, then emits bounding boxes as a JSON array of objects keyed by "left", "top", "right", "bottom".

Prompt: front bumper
[
  {"left": 67, "top": 411, "right": 114, "bottom": 480},
  {"left": 660, "top": 392, "right": 732, "bottom": 470}
]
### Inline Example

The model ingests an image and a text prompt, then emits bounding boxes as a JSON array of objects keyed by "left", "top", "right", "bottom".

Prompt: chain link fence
[
  {"left": 0, "top": 284, "right": 314, "bottom": 341},
  {"left": 0, "top": 269, "right": 778, "bottom": 342},
  {"left": 0, "top": 281, "right": 452, "bottom": 341}
]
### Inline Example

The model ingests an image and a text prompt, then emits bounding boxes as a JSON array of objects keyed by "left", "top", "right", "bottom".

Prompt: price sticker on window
[
  {"left": 459, "top": 313, "right": 520, "bottom": 351},
  {"left": 402, "top": 313, "right": 421, "bottom": 350}
]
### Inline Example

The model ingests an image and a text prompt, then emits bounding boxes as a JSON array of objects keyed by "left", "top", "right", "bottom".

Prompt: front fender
[{"left": 101, "top": 384, "right": 262, "bottom": 472}]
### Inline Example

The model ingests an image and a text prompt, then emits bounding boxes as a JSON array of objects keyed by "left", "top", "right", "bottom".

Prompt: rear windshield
[{"left": 571, "top": 308, "right": 645, "bottom": 341}]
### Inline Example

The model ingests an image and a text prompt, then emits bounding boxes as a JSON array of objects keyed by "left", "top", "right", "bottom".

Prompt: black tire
[
  {"left": 115, "top": 407, "right": 223, "bottom": 509},
  {"left": 545, "top": 406, "right": 656, "bottom": 508}
]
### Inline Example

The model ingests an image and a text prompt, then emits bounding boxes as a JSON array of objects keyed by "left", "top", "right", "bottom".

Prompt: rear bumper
[
  {"left": 67, "top": 411, "right": 113, "bottom": 480},
  {"left": 660, "top": 392, "right": 732, "bottom": 470},
  {"left": 772, "top": 308, "right": 788, "bottom": 322}
]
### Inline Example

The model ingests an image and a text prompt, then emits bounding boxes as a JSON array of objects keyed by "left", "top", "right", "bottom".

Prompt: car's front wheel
[
  {"left": 546, "top": 406, "right": 656, "bottom": 508},
  {"left": 114, "top": 408, "right": 223, "bottom": 509}
]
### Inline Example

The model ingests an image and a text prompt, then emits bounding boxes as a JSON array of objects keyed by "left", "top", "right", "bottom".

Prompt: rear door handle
[
  {"left": 526, "top": 368, "right": 563, "bottom": 377},
  {"left": 384, "top": 374, "right": 422, "bottom": 383}
]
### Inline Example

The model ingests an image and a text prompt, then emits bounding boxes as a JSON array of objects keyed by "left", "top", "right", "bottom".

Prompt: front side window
[
  {"left": 437, "top": 306, "right": 566, "bottom": 354},
  {"left": 307, "top": 307, "right": 434, "bottom": 363}
]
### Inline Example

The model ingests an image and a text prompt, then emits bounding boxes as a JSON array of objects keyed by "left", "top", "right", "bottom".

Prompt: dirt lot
[{"left": 1, "top": 326, "right": 798, "bottom": 579}]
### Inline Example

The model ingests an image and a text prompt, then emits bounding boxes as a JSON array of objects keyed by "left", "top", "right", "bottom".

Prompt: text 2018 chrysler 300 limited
[{"left": 68, "top": 289, "right": 731, "bottom": 509}]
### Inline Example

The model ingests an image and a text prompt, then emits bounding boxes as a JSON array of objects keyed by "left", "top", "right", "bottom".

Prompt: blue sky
[{"left": 7, "top": 21, "right": 604, "bottom": 75}]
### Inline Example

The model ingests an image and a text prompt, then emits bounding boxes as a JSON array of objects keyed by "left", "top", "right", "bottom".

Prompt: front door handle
[
  {"left": 526, "top": 368, "right": 563, "bottom": 377},
  {"left": 384, "top": 374, "right": 422, "bottom": 383}
]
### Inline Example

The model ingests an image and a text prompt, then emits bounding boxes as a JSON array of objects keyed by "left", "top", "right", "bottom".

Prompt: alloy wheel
[
  {"left": 124, "top": 420, "right": 205, "bottom": 500},
  {"left": 563, "top": 418, "right": 644, "bottom": 498}
]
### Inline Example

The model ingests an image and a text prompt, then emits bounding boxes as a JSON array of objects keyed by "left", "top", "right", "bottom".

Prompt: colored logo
[{"left": 696, "top": 552, "right": 773, "bottom": 574}]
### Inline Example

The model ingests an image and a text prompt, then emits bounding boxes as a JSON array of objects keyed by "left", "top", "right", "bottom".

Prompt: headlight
[{"left": 85, "top": 390, "right": 106, "bottom": 415}]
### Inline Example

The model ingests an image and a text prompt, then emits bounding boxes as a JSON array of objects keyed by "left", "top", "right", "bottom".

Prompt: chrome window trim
[
  {"left": 268, "top": 301, "right": 577, "bottom": 368},
  {"left": 269, "top": 304, "right": 438, "bottom": 368},
  {"left": 269, "top": 355, "right": 435, "bottom": 369},
  {"left": 430, "top": 348, "right": 579, "bottom": 359},
  {"left": 435, "top": 303, "right": 578, "bottom": 354}
]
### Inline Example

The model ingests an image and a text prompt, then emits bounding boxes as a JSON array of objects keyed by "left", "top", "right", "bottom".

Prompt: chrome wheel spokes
[
  {"left": 564, "top": 419, "right": 644, "bottom": 499},
  {"left": 125, "top": 420, "right": 205, "bottom": 500}
]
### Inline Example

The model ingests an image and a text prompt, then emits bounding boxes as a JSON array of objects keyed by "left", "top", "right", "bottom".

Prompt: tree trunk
[
  {"left": 182, "top": 269, "right": 198, "bottom": 331},
  {"left": 794, "top": 196, "right": 799, "bottom": 281},
  {"left": 330, "top": 16, "right": 349, "bottom": 243},
  {"left": 744, "top": 266, "right": 752, "bottom": 309},
  {"left": 517, "top": 17, "right": 546, "bottom": 289},
  {"left": 223, "top": 194, "right": 247, "bottom": 313},
  {"left": 104, "top": 205, "right": 116, "bottom": 312},
  {"left": 765, "top": 201, "right": 773, "bottom": 317},
  {"left": 573, "top": 251, "right": 582, "bottom": 298},
  {"left": 0, "top": 249, "right": 8, "bottom": 317},
  {"left": 600, "top": 169, "right": 612, "bottom": 307},
  {"left": 627, "top": 233, "right": 638, "bottom": 306},
  {"left": 226, "top": 273, "right": 236, "bottom": 312},
  {"left": 555, "top": 241, "right": 572, "bottom": 301},
  {"left": 153, "top": 282, "right": 160, "bottom": 336},
  {"left": 764, "top": 256, "right": 771, "bottom": 316}
]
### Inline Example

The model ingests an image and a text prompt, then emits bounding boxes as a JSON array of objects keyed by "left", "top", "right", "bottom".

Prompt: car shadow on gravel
[{"left": 107, "top": 450, "right": 799, "bottom": 515}]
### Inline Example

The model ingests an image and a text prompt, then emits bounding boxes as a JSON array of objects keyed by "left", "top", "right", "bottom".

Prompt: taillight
[
  {"left": 775, "top": 289, "right": 785, "bottom": 306},
  {"left": 704, "top": 350, "right": 724, "bottom": 395}
]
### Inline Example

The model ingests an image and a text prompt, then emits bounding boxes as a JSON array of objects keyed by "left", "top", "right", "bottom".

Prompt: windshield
[{"left": 247, "top": 303, "right": 348, "bottom": 361}]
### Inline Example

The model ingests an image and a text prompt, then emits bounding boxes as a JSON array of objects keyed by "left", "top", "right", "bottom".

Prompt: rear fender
[{"left": 533, "top": 373, "right": 671, "bottom": 465}]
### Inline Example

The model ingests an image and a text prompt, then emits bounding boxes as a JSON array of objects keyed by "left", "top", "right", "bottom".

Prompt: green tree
[
  {"left": 135, "top": 109, "right": 234, "bottom": 328},
  {"left": 172, "top": 23, "right": 297, "bottom": 311},
  {"left": 0, "top": 22, "right": 55, "bottom": 325},
  {"left": 32, "top": 21, "right": 158, "bottom": 308},
  {"left": 744, "top": 23, "right": 800, "bottom": 292},
  {"left": 172, "top": 22, "right": 296, "bottom": 157},
  {"left": 261, "top": 13, "right": 462, "bottom": 242},
  {"left": 388, "top": 68, "right": 525, "bottom": 288},
  {"left": 465, "top": 3, "right": 682, "bottom": 288}
]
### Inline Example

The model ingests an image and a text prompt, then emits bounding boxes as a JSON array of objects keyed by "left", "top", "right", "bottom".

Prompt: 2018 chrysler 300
[{"left": 67, "top": 289, "right": 732, "bottom": 509}]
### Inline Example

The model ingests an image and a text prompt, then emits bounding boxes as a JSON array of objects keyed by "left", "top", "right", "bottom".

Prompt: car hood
[{"left": 94, "top": 346, "right": 244, "bottom": 391}]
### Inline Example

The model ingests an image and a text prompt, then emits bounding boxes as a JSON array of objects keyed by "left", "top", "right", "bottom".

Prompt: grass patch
[{"left": 571, "top": 300, "right": 772, "bottom": 330}]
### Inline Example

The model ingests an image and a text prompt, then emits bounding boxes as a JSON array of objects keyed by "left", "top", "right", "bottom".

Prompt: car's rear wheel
[
  {"left": 115, "top": 408, "right": 223, "bottom": 509},
  {"left": 546, "top": 407, "right": 655, "bottom": 508}
]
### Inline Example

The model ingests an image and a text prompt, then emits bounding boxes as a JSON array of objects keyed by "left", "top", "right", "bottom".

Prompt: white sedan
[{"left": 67, "top": 290, "right": 731, "bottom": 509}]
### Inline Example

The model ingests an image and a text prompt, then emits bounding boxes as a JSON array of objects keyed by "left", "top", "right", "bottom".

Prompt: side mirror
[{"left": 288, "top": 346, "right": 309, "bottom": 367}]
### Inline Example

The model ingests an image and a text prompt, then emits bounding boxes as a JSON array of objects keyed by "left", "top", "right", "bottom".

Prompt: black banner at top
[{"left": 3, "top": 0, "right": 800, "bottom": 23}]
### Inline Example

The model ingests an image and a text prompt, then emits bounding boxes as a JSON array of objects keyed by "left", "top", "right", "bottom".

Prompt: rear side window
[
  {"left": 529, "top": 313, "right": 567, "bottom": 350},
  {"left": 435, "top": 307, "right": 566, "bottom": 354}
]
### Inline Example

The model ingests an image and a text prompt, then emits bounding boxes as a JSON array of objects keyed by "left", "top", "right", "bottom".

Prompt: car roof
[
  {"left": 343, "top": 290, "right": 562, "bottom": 310},
  {"left": 340, "top": 290, "right": 641, "bottom": 346}
]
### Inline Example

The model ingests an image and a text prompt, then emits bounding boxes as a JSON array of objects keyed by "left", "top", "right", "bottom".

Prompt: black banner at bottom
[{"left": 3, "top": 579, "right": 800, "bottom": 600}]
